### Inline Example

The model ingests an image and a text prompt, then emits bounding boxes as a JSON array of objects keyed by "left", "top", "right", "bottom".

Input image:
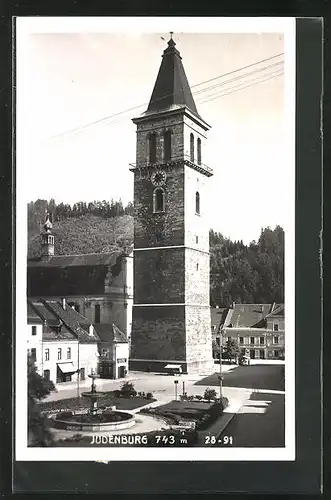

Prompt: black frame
[{"left": 0, "top": 14, "right": 324, "bottom": 496}]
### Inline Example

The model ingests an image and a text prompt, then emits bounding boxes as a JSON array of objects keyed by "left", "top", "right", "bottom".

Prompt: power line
[
  {"left": 56, "top": 65, "right": 284, "bottom": 137},
  {"left": 50, "top": 52, "right": 284, "bottom": 139},
  {"left": 193, "top": 61, "right": 283, "bottom": 96},
  {"left": 199, "top": 71, "right": 283, "bottom": 104}
]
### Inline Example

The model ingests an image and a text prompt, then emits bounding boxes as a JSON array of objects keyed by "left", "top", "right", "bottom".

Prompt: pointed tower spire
[{"left": 146, "top": 36, "right": 199, "bottom": 117}]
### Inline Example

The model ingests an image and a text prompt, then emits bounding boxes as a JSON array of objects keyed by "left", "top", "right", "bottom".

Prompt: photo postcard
[{"left": 15, "top": 16, "right": 297, "bottom": 463}]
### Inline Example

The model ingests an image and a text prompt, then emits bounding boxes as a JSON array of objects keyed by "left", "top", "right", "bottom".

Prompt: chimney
[
  {"left": 232, "top": 302, "right": 235, "bottom": 309},
  {"left": 61, "top": 297, "right": 66, "bottom": 310}
]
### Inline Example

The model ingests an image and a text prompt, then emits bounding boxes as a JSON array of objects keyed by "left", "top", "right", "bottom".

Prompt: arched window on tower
[
  {"left": 153, "top": 188, "right": 165, "bottom": 213},
  {"left": 197, "top": 137, "right": 202, "bottom": 165},
  {"left": 163, "top": 130, "right": 172, "bottom": 161},
  {"left": 190, "top": 133, "right": 195, "bottom": 162},
  {"left": 195, "top": 191, "right": 200, "bottom": 215},
  {"left": 148, "top": 133, "right": 157, "bottom": 164}
]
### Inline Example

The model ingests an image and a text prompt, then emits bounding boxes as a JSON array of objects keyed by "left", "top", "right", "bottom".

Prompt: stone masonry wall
[
  {"left": 185, "top": 248, "right": 210, "bottom": 305},
  {"left": 135, "top": 113, "right": 184, "bottom": 166},
  {"left": 134, "top": 248, "right": 185, "bottom": 304},
  {"left": 134, "top": 165, "right": 185, "bottom": 248},
  {"left": 130, "top": 305, "right": 186, "bottom": 361},
  {"left": 185, "top": 305, "right": 213, "bottom": 365},
  {"left": 184, "top": 164, "right": 209, "bottom": 252}
]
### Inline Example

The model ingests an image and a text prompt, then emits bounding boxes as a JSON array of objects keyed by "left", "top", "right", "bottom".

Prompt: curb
[{"left": 196, "top": 400, "right": 243, "bottom": 444}]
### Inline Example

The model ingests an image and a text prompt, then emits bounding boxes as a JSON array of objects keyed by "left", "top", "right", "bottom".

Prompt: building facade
[
  {"left": 27, "top": 298, "right": 129, "bottom": 386},
  {"left": 130, "top": 37, "right": 214, "bottom": 374},
  {"left": 220, "top": 303, "right": 285, "bottom": 360}
]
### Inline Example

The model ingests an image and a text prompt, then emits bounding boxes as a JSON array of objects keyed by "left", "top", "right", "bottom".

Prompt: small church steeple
[{"left": 41, "top": 211, "right": 54, "bottom": 259}]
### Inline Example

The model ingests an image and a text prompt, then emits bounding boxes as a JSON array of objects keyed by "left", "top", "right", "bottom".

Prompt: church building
[{"left": 129, "top": 36, "right": 214, "bottom": 374}]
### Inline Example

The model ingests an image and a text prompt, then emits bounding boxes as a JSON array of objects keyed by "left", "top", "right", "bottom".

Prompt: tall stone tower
[{"left": 129, "top": 37, "right": 214, "bottom": 374}]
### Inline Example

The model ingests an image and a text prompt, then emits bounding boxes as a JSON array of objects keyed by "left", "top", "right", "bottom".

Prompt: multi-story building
[
  {"left": 27, "top": 298, "right": 129, "bottom": 385},
  {"left": 214, "top": 303, "right": 285, "bottom": 360}
]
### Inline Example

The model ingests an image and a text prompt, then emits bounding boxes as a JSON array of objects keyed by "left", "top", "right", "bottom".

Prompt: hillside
[{"left": 28, "top": 215, "right": 134, "bottom": 258}]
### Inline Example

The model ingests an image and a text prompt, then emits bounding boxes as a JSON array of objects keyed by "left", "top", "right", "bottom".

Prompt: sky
[{"left": 17, "top": 19, "right": 294, "bottom": 244}]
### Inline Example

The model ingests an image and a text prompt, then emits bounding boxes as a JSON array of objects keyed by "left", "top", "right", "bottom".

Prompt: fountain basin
[{"left": 51, "top": 410, "right": 135, "bottom": 432}]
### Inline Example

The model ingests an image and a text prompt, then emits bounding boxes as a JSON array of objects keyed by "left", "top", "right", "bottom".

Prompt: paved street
[
  {"left": 218, "top": 391, "right": 285, "bottom": 447},
  {"left": 195, "top": 363, "right": 285, "bottom": 392}
]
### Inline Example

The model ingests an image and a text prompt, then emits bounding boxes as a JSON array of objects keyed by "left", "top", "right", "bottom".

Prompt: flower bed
[{"left": 140, "top": 397, "right": 229, "bottom": 431}]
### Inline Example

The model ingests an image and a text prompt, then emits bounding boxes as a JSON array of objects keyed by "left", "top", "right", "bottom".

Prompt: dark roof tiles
[
  {"left": 43, "top": 300, "right": 98, "bottom": 343},
  {"left": 145, "top": 38, "right": 200, "bottom": 119},
  {"left": 225, "top": 304, "right": 273, "bottom": 328},
  {"left": 94, "top": 323, "right": 127, "bottom": 344},
  {"left": 27, "top": 251, "right": 123, "bottom": 297}
]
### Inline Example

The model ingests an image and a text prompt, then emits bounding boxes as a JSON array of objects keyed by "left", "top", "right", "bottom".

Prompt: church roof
[
  {"left": 27, "top": 252, "right": 123, "bottom": 297},
  {"left": 144, "top": 38, "right": 200, "bottom": 119}
]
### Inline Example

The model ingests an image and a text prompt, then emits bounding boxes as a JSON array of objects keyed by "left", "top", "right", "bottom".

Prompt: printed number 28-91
[{"left": 205, "top": 436, "right": 233, "bottom": 445}]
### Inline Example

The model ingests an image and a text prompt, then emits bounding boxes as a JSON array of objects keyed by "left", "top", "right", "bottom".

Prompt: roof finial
[{"left": 170, "top": 31, "right": 173, "bottom": 39}]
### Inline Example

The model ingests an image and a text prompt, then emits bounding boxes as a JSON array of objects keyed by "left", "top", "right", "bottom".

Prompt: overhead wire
[
  {"left": 50, "top": 52, "right": 284, "bottom": 140},
  {"left": 199, "top": 71, "right": 284, "bottom": 104}
]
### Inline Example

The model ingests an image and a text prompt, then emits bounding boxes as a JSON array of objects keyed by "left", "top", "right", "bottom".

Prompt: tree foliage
[
  {"left": 210, "top": 226, "right": 284, "bottom": 306},
  {"left": 203, "top": 388, "right": 218, "bottom": 401},
  {"left": 223, "top": 338, "right": 240, "bottom": 362},
  {"left": 28, "top": 356, "right": 56, "bottom": 446}
]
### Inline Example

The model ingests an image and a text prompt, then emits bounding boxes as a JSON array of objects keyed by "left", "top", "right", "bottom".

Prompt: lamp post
[
  {"left": 182, "top": 380, "right": 185, "bottom": 397},
  {"left": 174, "top": 379, "right": 179, "bottom": 400},
  {"left": 218, "top": 325, "right": 224, "bottom": 400}
]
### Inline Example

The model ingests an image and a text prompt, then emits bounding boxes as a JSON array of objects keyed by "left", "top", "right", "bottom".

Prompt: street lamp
[
  {"left": 174, "top": 379, "right": 179, "bottom": 400},
  {"left": 219, "top": 325, "right": 224, "bottom": 399}
]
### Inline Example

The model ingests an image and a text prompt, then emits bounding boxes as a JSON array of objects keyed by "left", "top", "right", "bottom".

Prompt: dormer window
[
  {"left": 163, "top": 130, "right": 172, "bottom": 161},
  {"left": 148, "top": 133, "right": 157, "bottom": 164},
  {"left": 153, "top": 188, "right": 165, "bottom": 213},
  {"left": 195, "top": 191, "right": 200, "bottom": 215}
]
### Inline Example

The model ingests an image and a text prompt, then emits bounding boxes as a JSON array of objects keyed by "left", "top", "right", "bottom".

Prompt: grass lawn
[{"left": 39, "top": 392, "right": 154, "bottom": 412}]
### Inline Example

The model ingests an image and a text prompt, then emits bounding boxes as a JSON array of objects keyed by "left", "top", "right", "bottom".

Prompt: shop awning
[
  {"left": 165, "top": 364, "right": 182, "bottom": 369},
  {"left": 57, "top": 362, "right": 76, "bottom": 374}
]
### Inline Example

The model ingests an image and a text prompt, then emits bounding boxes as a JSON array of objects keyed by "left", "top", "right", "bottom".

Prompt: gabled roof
[
  {"left": 143, "top": 38, "right": 200, "bottom": 120},
  {"left": 42, "top": 300, "right": 98, "bottom": 344},
  {"left": 210, "top": 307, "right": 228, "bottom": 332},
  {"left": 28, "top": 300, "right": 75, "bottom": 339},
  {"left": 224, "top": 304, "right": 273, "bottom": 328},
  {"left": 94, "top": 323, "right": 127, "bottom": 344},
  {"left": 266, "top": 303, "right": 284, "bottom": 318},
  {"left": 27, "top": 301, "right": 43, "bottom": 324},
  {"left": 27, "top": 251, "right": 123, "bottom": 297}
]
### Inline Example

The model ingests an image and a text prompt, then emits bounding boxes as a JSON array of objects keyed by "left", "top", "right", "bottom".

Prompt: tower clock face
[{"left": 151, "top": 170, "right": 166, "bottom": 186}]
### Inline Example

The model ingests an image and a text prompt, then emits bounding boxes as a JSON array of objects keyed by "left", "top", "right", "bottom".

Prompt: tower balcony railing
[{"left": 129, "top": 154, "right": 213, "bottom": 176}]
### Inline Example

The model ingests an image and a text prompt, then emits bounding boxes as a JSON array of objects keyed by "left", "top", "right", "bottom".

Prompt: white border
[{"left": 15, "top": 16, "right": 296, "bottom": 462}]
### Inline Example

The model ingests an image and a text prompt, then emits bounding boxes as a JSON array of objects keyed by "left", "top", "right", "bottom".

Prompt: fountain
[
  {"left": 51, "top": 370, "right": 136, "bottom": 432},
  {"left": 81, "top": 370, "right": 106, "bottom": 415}
]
